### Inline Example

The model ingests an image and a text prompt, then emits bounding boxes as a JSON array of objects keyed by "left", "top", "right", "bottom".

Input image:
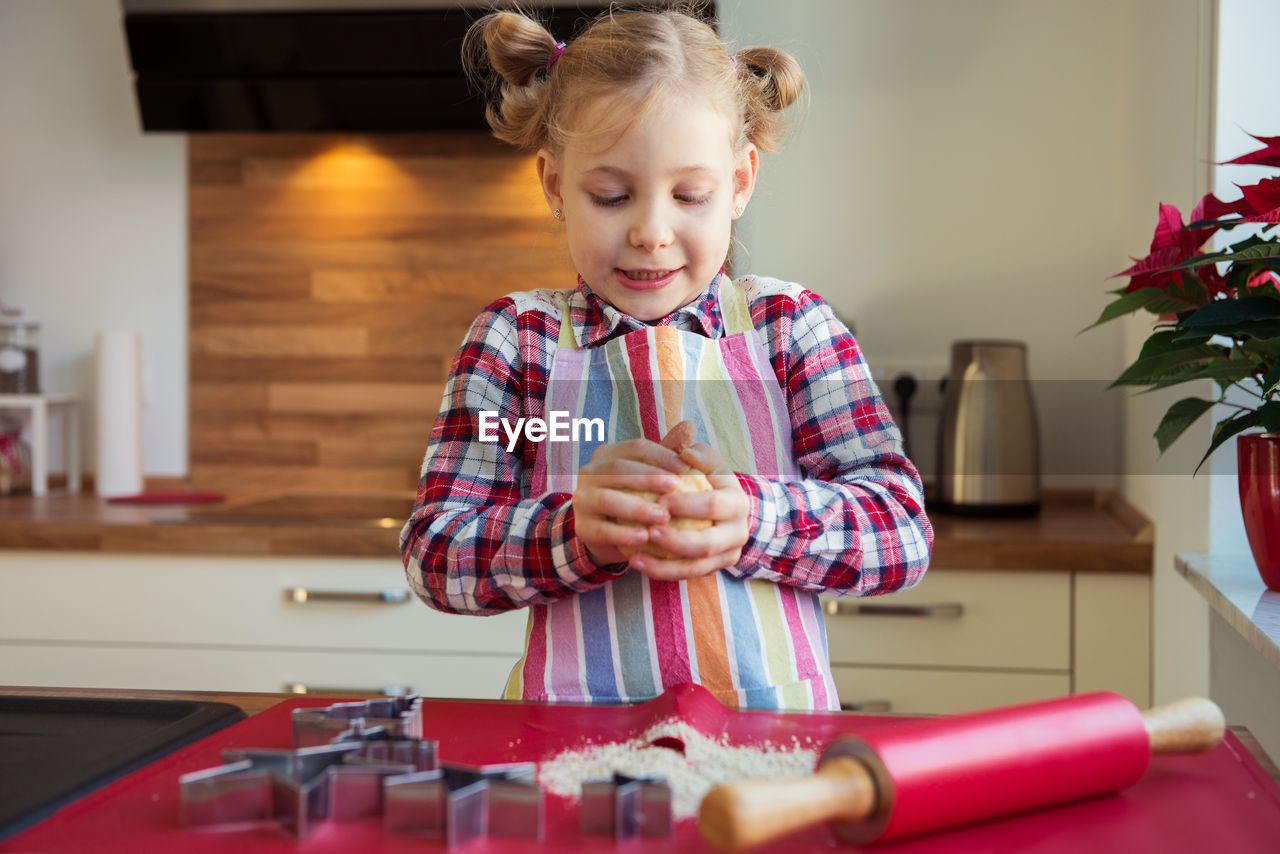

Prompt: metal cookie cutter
[
  {"left": 328, "top": 722, "right": 439, "bottom": 820},
  {"left": 179, "top": 742, "right": 363, "bottom": 838},
  {"left": 292, "top": 694, "right": 422, "bottom": 747},
  {"left": 181, "top": 698, "right": 437, "bottom": 839},
  {"left": 581, "top": 773, "right": 673, "bottom": 839},
  {"left": 384, "top": 761, "right": 543, "bottom": 847}
]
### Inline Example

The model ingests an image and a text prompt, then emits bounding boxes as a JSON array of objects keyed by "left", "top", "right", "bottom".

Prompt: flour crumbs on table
[{"left": 537, "top": 718, "right": 818, "bottom": 819}]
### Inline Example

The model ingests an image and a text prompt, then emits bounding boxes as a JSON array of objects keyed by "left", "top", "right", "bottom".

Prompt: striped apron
[{"left": 503, "top": 278, "right": 839, "bottom": 711}]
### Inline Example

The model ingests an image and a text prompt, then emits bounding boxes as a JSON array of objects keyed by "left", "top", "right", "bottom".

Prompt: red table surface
[{"left": 5, "top": 685, "right": 1280, "bottom": 853}]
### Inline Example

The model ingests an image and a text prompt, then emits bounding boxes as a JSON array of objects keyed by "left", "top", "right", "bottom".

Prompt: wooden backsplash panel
[{"left": 188, "top": 134, "right": 576, "bottom": 495}]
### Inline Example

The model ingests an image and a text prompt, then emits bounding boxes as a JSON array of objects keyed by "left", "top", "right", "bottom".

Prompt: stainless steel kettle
[{"left": 936, "top": 340, "right": 1040, "bottom": 516}]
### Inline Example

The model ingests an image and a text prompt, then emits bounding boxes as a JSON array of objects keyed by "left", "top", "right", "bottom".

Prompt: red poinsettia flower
[
  {"left": 1194, "top": 189, "right": 1251, "bottom": 222},
  {"left": 1114, "top": 203, "right": 1223, "bottom": 295},
  {"left": 1220, "top": 132, "right": 1280, "bottom": 168},
  {"left": 1236, "top": 176, "right": 1280, "bottom": 224},
  {"left": 1191, "top": 178, "right": 1280, "bottom": 226}
]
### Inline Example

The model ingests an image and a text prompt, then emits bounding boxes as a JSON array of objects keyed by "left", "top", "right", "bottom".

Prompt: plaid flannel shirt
[{"left": 401, "top": 274, "right": 933, "bottom": 615}]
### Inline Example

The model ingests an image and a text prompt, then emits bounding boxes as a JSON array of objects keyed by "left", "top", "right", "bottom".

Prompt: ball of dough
[{"left": 617, "top": 469, "right": 713, "bottom": 559}]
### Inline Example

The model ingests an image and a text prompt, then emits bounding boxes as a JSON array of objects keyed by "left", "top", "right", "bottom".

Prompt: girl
[{"left": 401, "top": 5, "right": 933, "bottom": 711}]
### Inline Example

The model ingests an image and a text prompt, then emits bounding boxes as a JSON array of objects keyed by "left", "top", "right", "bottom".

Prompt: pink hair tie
[{"left": 547, "top": 41, "right": 567, "bottom": 70}]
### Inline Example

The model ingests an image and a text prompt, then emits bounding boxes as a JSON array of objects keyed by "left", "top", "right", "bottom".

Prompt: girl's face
[{"left": 537, "top": 95, "right": 758, "bottom": 322}]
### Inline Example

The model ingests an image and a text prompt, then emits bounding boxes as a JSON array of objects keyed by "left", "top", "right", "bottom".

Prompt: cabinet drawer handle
[
  {"left": 285, "top": 587, "right": 412, "bottom": 605},
  {"left": 841, "top": 699, "right": 892, "bottom": 713},
  {"left": 285, "top": 683, "right": 413, "bottom": 697},
  {"left": 824, "top": 601, "right": 963, "bottom": 618}
]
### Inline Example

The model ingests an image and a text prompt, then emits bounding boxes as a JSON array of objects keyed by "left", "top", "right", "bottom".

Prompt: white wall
[
  {"left": 0, "top": 0, "right": 187, "bottom": 477},
  {"left": 723, "top": 0, "right": 1155, "bottom": 489},
  {"left": 1114, "top": 0, "right": 1216, "bottom": 705}
]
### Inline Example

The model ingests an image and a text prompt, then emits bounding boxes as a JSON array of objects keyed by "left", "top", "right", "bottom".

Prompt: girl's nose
[{"left": 629, "top": 202, "right": 674, "bottom": 252}]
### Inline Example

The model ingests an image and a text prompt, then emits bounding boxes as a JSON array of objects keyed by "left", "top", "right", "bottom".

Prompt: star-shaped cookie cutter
[
  {"left": 179, "top": 742, "right": 363, "bottom": 838},
  {"left": 580, "top": 772, "right": 673, "bottom": 839}
]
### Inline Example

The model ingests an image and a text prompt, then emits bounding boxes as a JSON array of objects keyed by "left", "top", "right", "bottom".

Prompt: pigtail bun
[
  {"left": 734, "top": 46, "right": 806, "bottom": 152},
  {"left": 463, "top": 11, "right": 559, "bottom": 88},
  {"left": 461, "top": 10, "right": 561, "bottom": 150}
]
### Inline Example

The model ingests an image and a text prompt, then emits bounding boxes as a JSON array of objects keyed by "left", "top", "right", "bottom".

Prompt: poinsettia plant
[{"left": 1089, "top": 132, "right": 1280, "bottom": 472}]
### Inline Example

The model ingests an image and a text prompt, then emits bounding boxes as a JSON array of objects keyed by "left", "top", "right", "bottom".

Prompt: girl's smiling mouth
[{"left": 616, "top": 268, "right": 681, "bottom": 290}]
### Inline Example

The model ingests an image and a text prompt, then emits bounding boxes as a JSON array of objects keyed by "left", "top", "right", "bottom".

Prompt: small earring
[
  {"left": 733, "top": 205, "right": 744, "bottom": 219},
  {"left": 552, "top": 209, "right": 563, "bottom": 221}
]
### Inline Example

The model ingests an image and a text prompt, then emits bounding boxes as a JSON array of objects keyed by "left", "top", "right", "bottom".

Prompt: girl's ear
[
  {"left": 535, "top": 148, "right": 564, "bottom": 215},
  {"left": 732, "top": 143, "right": 759, "bottom": 217}
]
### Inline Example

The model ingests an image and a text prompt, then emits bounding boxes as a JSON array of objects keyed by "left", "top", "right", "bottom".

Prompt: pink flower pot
[{"left": 1237, "top": 433, "right": 1280, "bottom": 591}]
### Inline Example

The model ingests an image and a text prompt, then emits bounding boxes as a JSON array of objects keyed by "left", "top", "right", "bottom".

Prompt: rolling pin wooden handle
[
  {"left": 1142, "top": 696, "right": 1225, "bottom": 754},
  {"left": 698, "top": 755, "right": 876, "bottom": 852}
]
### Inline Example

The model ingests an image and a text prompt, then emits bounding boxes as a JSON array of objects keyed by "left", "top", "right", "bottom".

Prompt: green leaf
[
  {"left": 1242, "top": 337, "right": 1280, "bottom": 358},
  {"left": 1148, "top": 296, "right": 1200, "bottom": 315},
  {"left": 1262, "top": 362, "right": 1280, "bottom": 397},
  {"left": 1178, "top": 272, "right": 1209, "bottom": 302},
  {"left": 1225, "top": 263, "right": 1263, "bottom": 293},
  {"left": 1083, "top": 287, "right": 1171, "bottom": 331},
  {"left": 1154, "top": 397, "right": 1215, "bottom": 453},
  {"left": 1137, "top": 329, "right": 1192, "bottom": 360},
  {"left": 1172, "top": 328, "right": 1215, "bottom": 345},
  {"left": 1229, "top": 233, "right": 1274, "bottom": 254},
  {"left": 1110, "top": 343, "right": 1224, "bottom": 388},
  {"left": 1145, "top": 355, "right": 1258, "bottom": 390},
  {"left": 1255, "top": 280, "right": 1280, "bottom": 301},
  {"left": 1177, "top": 320, "right": 1280, "bottom": 340},
  {"left": 1178, "top": 296, "right": 1280, "bottom": 328},
  {"left": 1262, "top": 401, "right": 1280, "bottom": 434},
  {"left": 1196, "top": 410, "right": 1262, "bottom": 474},
  {"left": 1173, "top": 242, "right": 1280, "bottom": 271}
]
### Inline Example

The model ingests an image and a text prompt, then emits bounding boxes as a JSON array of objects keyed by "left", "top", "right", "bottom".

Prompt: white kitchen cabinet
[
  {"left": 824, "top": 571, "right": 1071, "bottom": 671},
  {"left": 831, "top": 667, "right": 1072, "bottom": 716},
  {"left": 0, "top": 554, "right": 1150, "bottom": 711},
  {"left": 824, "top": 569, "right": 1151, "bottom": 715},
  {"left": 0, "top": 551, "right": 525, "bottom": 698},
  {"left": 0, "top": 645, "right": 518, "bottom": 698}
]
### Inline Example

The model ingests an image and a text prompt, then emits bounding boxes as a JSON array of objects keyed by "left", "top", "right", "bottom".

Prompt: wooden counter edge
[
  {"left": 1103, "top": 491, "right": 1155, "bottom": 542},
  {"left": 0, "top": 487, "right": 1155, "bottom": 569}
]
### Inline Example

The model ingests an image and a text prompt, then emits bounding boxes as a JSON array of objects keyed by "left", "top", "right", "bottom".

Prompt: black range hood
[{"left": 121, "top": 1, "right": 634, "bottom": 132}]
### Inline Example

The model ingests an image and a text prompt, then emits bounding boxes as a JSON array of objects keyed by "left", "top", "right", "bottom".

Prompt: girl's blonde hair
[{"left": 462, "top": 4, "right": 804, "bottom": 154}]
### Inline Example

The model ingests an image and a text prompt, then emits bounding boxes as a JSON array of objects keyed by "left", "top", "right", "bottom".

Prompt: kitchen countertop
[
  {"left": 1175, "top": 552, "right": 1280, "bottom": 671},
  {"left": 0, "top": 684, "right": 1272, "bottom": 784},
  {"left": 0, "top": 487, "right": 1153, "bottom": 572}
]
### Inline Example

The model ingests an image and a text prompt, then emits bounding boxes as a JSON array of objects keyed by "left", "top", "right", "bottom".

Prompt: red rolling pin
[{"left": 698, "top": 692, "right": 1225, "bottom": 850}]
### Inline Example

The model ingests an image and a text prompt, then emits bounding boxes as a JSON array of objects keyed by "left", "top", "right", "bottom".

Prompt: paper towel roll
[{"left": 95, "top": 331, "right": 143, "bottom": 498}]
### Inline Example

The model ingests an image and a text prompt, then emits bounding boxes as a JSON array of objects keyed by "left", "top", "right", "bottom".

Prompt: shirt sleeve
[
  {"left": 726, "top": 287, "right": 934, "bottom": 597},
  {"left": 400, "top": 298, "right": 626, "bottom": 616}
]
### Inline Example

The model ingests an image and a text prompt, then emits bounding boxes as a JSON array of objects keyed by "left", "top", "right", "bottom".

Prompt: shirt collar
[{"left": 570, "top": 271, "right": 726, "bottom": 348}]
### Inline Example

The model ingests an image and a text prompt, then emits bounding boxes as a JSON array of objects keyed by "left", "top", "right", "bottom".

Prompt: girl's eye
[
  {"left": 676, "top": 194, "right": 712, "bottom": 205},
  {"left": 590, "top": 194, "right": 627, "bottom": 207}
]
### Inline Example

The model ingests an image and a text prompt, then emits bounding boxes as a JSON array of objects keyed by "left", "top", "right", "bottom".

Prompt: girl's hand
[
  {"left": 628, "top": 440, "right": 750, "bottom": 582},
  {"left": 572, "top": 436, "right": 688, "bottom": 568}
]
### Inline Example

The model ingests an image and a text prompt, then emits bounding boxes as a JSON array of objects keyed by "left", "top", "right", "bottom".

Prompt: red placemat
[{"left": 5, "top": 686, "right": 1280, "bottom": 853}]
